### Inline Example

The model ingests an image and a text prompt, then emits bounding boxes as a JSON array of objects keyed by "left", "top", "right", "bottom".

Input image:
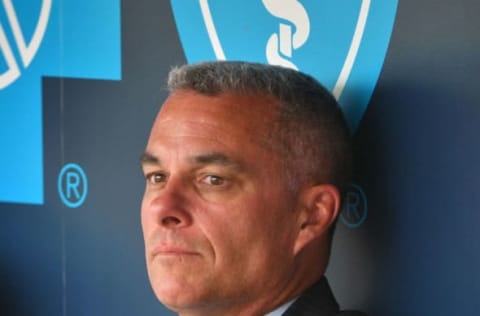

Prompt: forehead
[{"left": 148, "top": 90, "right": 280, "bottom": 148}]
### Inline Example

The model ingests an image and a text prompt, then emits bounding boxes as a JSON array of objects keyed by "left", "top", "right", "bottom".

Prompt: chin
[{"left": 150, "top": 275, "right": 206, "bottom": 310}]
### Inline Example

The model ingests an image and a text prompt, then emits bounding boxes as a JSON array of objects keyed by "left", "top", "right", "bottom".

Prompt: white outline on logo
[
  {"left": 0, "top": 0, "right": 52, "bottom": 89},
  {"left": 198, "top": 0, "right": 371, "bottom": 101},
  {"left": 199, "top": 0, "right": 225, "bottom": 60},
  {"left": 333, "top": 0, "right": 370, "bottom": 99}
]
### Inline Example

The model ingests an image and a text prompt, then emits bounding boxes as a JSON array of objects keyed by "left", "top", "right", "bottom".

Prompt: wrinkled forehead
[{"left": 151, "top": 90, "right": 281, "bottom": 143}]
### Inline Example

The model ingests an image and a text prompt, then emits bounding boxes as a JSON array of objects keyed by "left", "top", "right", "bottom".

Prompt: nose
[{"left": 143, "top": 178, "right": 193, "bottom": 229}]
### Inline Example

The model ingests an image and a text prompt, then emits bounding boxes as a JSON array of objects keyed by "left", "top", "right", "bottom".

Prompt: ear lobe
[{"left": 293, "top": 184, "right": 341, "bottom": 255}]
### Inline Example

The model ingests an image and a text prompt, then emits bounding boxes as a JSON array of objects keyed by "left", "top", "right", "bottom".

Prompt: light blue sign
[
  {"left": 58, "top": 163, "right": 88, "bottom": 208},
  {"left": 0, "top": 0, "right": 121, "bottom": 204},
  {"left": 340, "top": 183, "right": 368, "bottom": 228},
  {"left": 171, "top": 0, "right": 397, "bottom": 131}
]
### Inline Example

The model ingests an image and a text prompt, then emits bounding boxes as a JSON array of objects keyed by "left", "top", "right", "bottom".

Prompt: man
[{"left": 140, "top": 61, "right": 366, "bottom": 315}]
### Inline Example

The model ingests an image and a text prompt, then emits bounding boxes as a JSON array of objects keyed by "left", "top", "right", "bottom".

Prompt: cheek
[
  {"left": 140, "top": 197, "right": 153, "bottom": 238},
  {"left": 199, "top": 197, "right": 281, "bottom": 259}
]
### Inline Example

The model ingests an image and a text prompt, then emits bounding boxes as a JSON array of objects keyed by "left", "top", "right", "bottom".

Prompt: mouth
[{"left": 151, "top": 244, "right": 200, "bottom": 258}]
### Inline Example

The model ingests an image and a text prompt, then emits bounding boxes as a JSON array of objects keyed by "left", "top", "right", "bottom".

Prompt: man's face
[{"left": 141, "top": 91, "right": 303, "bottom": 314}]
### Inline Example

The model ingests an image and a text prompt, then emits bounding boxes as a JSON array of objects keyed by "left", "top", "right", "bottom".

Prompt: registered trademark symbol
[
  {"left": 57, "top": 163, "right": 88, "bottom": 208},
  {"left": 340, "top": 183, "right": 368, "bottom": 228}
]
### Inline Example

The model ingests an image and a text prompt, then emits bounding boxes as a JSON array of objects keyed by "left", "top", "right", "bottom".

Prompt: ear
[{"left": 293, "top": 184, "right": 341, "bottom": 255}]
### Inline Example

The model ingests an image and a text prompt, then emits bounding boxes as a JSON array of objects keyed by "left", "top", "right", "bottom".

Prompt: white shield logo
[
  {"left": 0, "top": 0, "right": 52, "bottom": 89},
  {"left": 171, "top": 0, "right": 398, "bottom": 131}
]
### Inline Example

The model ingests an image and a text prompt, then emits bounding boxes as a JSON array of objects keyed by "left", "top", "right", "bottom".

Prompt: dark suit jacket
[{"left": 282, "top": 277, "right": 367, "bottom": 316}]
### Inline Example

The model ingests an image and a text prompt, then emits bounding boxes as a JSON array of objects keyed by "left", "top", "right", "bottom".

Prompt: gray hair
[{"left": 167, "top": 61, "right": 352, "bottom": 194}]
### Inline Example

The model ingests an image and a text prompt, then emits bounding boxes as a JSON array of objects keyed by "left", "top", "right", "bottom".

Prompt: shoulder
[
  {"left": 283, "top": 277, "right": 368, "bottom": 316},
  {"left": 337, "top": 311, "right": 368, "bottom": 316}
]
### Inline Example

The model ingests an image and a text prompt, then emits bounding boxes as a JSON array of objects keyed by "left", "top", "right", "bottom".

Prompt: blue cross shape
[{"left": 0, "top": 0, "right": 121, "bottom": 204}]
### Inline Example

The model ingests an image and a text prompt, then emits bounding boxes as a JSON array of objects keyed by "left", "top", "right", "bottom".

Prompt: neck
[{"left": 175, "top": 264, "right": 324, "bottom": 316}]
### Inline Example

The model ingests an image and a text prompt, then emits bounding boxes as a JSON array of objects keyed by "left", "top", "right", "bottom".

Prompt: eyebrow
[
  {"left": 140, "top": 152, "right": 161, "bottom": 166},
  {"left": 140, "top": 151, "right": 243, "bottom": 171},
  {"left": 193, "top": 152, "right": 243, "bottom": 171}
]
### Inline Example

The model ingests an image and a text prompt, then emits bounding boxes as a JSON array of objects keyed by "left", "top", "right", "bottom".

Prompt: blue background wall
[{"left": 1, "top": 1, "right": 479, "bottom": 315}]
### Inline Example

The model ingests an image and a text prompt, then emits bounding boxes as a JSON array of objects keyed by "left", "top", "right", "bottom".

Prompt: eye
[
  {"left": 201, "top": 175, "right": 225, "bottom": 186},
  {"left": 146, "top": 172, "right": 167, "bottom": 185}
]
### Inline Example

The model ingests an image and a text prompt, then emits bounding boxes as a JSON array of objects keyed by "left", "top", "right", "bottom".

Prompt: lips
[{"left": 151, "top": 244, "right": 200, "bottom": 258}]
